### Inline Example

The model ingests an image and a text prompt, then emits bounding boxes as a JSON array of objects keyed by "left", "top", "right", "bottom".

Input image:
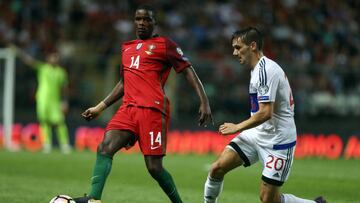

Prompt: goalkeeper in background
[{"left": 13, "top": 46, "right": 71, "bottom": 153}]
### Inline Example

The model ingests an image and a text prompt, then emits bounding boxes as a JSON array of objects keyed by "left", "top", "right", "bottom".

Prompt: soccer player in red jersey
[{"left": 74, "top": 5, "right": 213, "bottom": 203}]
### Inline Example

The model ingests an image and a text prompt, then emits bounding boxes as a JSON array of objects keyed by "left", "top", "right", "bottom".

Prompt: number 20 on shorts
[{"left": 265, "top": 155, "right": 284, "bottom": 171}]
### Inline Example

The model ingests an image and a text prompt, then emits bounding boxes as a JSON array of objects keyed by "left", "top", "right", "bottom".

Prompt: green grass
[{"left": 0, "top": 150, "right": 359, "bottom": 203}]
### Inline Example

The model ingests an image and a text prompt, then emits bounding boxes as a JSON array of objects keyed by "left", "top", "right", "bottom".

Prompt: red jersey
[{"left": 121, "top": 36, "right": 191, "bottom": 115}]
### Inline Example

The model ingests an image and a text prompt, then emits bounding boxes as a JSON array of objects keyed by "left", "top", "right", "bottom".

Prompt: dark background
[{"left": 0, "top": 0, "right": 359, "bottom": 139}]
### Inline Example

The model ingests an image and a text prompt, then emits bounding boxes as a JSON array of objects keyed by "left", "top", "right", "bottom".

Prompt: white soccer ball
[{"left": 49, "top": 195, "right": 76, "bottom": 203}]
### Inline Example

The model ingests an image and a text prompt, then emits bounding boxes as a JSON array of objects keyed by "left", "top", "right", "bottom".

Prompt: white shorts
[{"left": 226, "top": 129, "right": 296, "bottom": 186}]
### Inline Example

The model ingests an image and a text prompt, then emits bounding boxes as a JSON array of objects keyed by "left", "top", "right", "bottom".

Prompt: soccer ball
[{"left": 49, "top": 195, "right": 76, "bottom": 203}]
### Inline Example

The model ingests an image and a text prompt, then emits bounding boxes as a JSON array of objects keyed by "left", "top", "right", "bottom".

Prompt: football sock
[
  {"left": 204, "top": 176, "right": 224, "bottom": 203},
  {"left": 152, "top": 168, "right": 183, "bottom": 203},
  {"left": 40, "top": 123, "right": 51, "bottom": 150},
  {"left": 56, "top": 122, "right": 69, "bottom": 145},
  {"left": 89, "top": 153, "right": 113, "bottom": 200},
  {"left": 56, "top": 122, "right": 70, "bottom": 152},
  {"left": 281, "top": 194, "right": 316, "bottom": 203}
]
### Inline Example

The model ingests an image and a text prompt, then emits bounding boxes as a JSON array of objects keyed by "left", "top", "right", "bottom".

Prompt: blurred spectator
[{"left": 0, "top": 0, "right": 359, "bottom": 126}]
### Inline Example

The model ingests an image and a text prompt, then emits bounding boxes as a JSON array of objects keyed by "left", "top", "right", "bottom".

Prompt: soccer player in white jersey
[{"left": 203, "top": 27, "right": 326, "bottom": 203}]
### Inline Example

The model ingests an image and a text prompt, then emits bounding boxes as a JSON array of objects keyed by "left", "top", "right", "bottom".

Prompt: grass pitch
[{"left": 0, "top": 150, "right": 359, "bottom": 203}]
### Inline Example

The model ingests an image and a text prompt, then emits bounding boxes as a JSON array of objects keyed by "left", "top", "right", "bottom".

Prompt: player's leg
[
  {"left": 75, "top": 106, "right": 138, "bottom": 203},
  {"left": 89, "top": 130, "right": 134, "bottom": 200},
  {"left": 37, "top": 101, "right": 52, "bottom": 153},
  {"left": 204, "top": 131, "right": 257, "bottom": 203},
  {"left": 55, "top": 121, "right": 71, "bottom": 153},
  {"left": 137, "top": 107, "right": 182, "bottom": 203},
  {"left": 260, "top": 181, "right": 321, "bottom": 203},
  {"left": 50, "top": 102, "right": 71, "bottom": 153},
  {"left": 259, "top": 146, "right": 322, "bottom": 203},
  {"left": 204, "top": 148, "right": 243, "bottom": 203},
  {"left": 260, "top": 181, "right": 281, "bottom": 203},
  {"left": 40, "top": 121, "right": 52, "bottom": 153},
  {"left": 52, "top": 108, "right": 71, "bottom": 153},
  {"left": 74, "top": 130, "right": 135, "bottom": 203},
  {"left": 145, "top": 155, "right": 182, "bottom": 203}
]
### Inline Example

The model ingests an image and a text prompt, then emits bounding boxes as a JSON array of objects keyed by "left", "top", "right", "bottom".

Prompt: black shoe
[
  {"left": 314, "top": 196, "right": 326, "bottom": 203},
  {"left": 73, "top": 194, "right": 91, "bottom": 203}
]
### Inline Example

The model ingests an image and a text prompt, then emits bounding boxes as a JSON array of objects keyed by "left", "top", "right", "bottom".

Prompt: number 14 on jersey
[{"left": 130, "top": 55, "right": 140, "bottom": 69}]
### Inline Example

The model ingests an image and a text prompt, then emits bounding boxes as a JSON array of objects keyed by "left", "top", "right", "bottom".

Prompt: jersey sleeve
[
  {"left": 257, "top": 65, "right": 280, "bottom": 103},
  {"left": 165, "top": 38, "right": 191, "bottom": 73}
]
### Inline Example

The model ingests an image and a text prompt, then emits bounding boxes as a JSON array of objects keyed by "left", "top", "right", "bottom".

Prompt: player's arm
[
  {"left": 10, "top": 45, "right": 39, "bottom": 68},
  {"left": 219, "top": 102, "right": 273, "bottom": 135},
  {"left": 102, "top": 79, "right": 124, "bottom": 107},
  {"left": 182, "top": 66, "right": 213, "bottom": 126},
  {"left": 81, "top": 78, "right": 124, "bottom": 121}
]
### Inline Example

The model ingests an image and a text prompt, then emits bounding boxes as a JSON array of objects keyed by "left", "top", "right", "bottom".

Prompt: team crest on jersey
[
  {"left": 145, "top": 44, "right": 156, "bottom": 55},
  {"left": 258, "top": 84, "right": 269, "bottom": 95},
  {"left": 136, "top": 43, "right": 143, "bottom": 50}
]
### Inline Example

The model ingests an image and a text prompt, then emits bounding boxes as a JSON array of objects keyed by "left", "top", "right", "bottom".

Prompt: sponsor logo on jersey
[
  {"left": 151, "top": 145, "right": 161, "bottom": 150},
  {"left": 136, "top": 43, "right": 143, "bottom": 50},
  {"left": 145, "top": 44, "right": 156, "bottom": 55}
]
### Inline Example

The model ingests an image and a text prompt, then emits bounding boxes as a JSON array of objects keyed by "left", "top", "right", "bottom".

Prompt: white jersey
[{"left": 248, "top": 56, "right": 296, "bottom": 148}]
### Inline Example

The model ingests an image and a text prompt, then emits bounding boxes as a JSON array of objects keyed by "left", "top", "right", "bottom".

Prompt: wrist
[
  {"left": 97, "top": 101, "right": 107, "bottom": 111},
  {"left": 200, "top": 98, "right": 209, "bottom": 105},
  {"left": 236, "top": 124, "right": 242, "bottom": 133}
]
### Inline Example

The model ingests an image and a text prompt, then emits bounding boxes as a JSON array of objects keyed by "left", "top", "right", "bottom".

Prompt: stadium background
[{"left": 0, "top": 0, "right": 360, "bottom": 202}]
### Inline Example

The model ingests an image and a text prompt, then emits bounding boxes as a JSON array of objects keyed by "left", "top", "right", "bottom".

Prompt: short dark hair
[
  {"left": 136, "top": 4, "right": 157, "bottom": 20},
  {"left": 231, "top": 27, "right": 263, "bottom": 50}
]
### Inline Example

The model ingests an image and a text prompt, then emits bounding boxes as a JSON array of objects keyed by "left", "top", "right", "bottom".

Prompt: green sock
[
  {"left": 56, "top": 122, "right": 69, "bottom": 145},
  {"left": 89, "top": 153, "right": 113, "bottom": 200},
  {"left": 153, "top": 169, "right": 183, "bottom": 203},
  {"left": 40, "top": 123, "right": 51, "bottom": 148}
]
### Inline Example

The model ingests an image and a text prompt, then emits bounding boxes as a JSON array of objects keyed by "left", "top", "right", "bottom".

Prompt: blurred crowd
[{"left": 0, "top": 0, "right": 359, "bottom": 125}]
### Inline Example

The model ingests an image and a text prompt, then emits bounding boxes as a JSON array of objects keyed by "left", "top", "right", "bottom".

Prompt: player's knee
[
  {"left": 259, "top": 193, "right": 277, "bottom": 203},
  {"left": 97, "top": 143, "right": 106, "bottom": 154},
  {"left": 147, "top": 165, "right": 162, "bottom": 178},
  {"left": 97, "top": 142, "right": 113, "bottom": 156},
  {"left": 209, "top": 161, "right": 226, "bottom": 178}
]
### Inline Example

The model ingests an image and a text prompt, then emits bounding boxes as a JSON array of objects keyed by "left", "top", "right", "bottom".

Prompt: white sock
[
  {"left": 204, "top": 176, "right": 224, "bottom": 203},
  {"left": 281, "top": 194, "right": 316, "bottom": 203}
]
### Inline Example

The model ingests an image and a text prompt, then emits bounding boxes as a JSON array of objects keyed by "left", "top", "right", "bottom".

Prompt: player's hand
[
  {"left": 8, "top": 43, "right": 20, "bottom": 55},
  {"left": 81, "top": 102, "right": 106, "bottom": 121},
  {"left": 198, "top": 102, "right": 213, "bottom": 127},
  {"left": 219, "top": 123, "right": 239, "bottom": 135},
  {"left": 61, "top": 101, "right": 69, "bottom": 114},
  {"left": 8, "top": 43, "right": 17, "bottom": 51},
  {"left": 81, "top": 107, "right": 101, "bottom": 121}
]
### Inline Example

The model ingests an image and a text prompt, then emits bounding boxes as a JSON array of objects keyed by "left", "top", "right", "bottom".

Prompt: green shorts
[{"left": 36, "top": 100, "right": 64, "bottom": 124}]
